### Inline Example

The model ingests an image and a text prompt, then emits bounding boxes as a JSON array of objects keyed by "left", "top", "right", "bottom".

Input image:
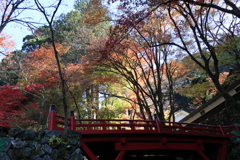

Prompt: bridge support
[
  {"left": 81, "top": 141, "right": 98, "bottom": 160},
  {"left": 217, "top": 139, "right": 228, "bottom": 160},
  {"left": 197, "top": 150, "right": 210, "bottom": 160},
  {"left": 81, "top": 136, "right": 223, "bottom": 160},
  {"left": 115, "top": 150, "right": 126, "bottom": 160}
]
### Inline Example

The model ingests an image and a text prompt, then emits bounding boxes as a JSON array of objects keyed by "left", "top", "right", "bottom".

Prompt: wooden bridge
[{"left": 48, "top": 107, "right": 239, "bottom": 160}]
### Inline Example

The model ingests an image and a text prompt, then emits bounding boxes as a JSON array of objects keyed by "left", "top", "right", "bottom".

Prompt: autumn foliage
[
  {"left": 1, "top": 0, "right": 240, "bottom": 130},
  {"left": 0, "top": 33, "right": 15, "bottom": 56},
  {"left": 0, "top": 85, "right": 27, "bottom": 127}
]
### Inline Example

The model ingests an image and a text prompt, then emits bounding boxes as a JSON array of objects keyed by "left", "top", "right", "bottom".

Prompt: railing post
[
  {"left": 233, "top": 123, "right": 239, "bottom": 130},
  {"left": 218, "top": 125, "right": 225, "bottom": 137},
  {"left": 216, "top": 119, "right": 225, "bottom": 136},
  {"left": 102, "top": 120, "right": 106, "bottom": 131},
  {"left": 48, "top": 104, "right": 57, "bottom": 130},
  {"left": 129, "top": 121, "right": 135, "bottom": 131},
  {"left": 69, "top": 111, "right": 76, "bottom": 131},
  {"left": 154, "top": 114, "right": 161, "bottom": 132}
]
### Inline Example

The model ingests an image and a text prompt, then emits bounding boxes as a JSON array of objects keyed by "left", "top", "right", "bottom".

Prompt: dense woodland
[{"left": 0, "top": 0, "right": 239, "bottom": 130}]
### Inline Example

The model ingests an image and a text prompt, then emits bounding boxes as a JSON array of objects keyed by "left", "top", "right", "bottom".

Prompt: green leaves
[
  {"left": 230, "top": 124, "right": 240, "bottom": 136},
  {"left": 230, "top": 130, "right": 240, "bottom": 136},
  {"left": 217, "top": 36, "right": 240, "bottom": 69},
  {"left": 0, "top": 137, "right": 10, "bottom": 152}
]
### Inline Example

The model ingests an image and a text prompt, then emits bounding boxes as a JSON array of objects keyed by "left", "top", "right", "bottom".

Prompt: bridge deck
[{"left": 48, "top": 109, "right": 239, "bottom": 160}]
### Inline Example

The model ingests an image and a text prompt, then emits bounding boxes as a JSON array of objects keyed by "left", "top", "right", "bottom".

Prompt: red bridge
[{"left": 48, "top": 108, "right": 239, "bottom": 160}]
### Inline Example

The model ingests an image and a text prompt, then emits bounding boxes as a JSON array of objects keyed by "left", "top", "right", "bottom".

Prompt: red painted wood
[
  {"left": 115, "top": 150, "right": 126, "bottom": 160},
  {"left": 115, "top": 142, "right": 205, "bottom": 150},
  {"left": 197, "top": 150, "right": 210, "bottom": 160},
  {"left": 48, "top": 110, "right": 238, "bottom": 137},
  {"left": 217, "top": 139, "right": 228, "bottom": 160},
  {"left": 47, "top": 110, "right": 239, "bottom": 160},
  {"left": 81, "top": 141, "right": 98, "bottom": 160},
  {"left": 48, "top": 110, "right": 56, "bottom": 130},
  {"left": 69, "top": 116, "right": 76, "bottom": 131}
]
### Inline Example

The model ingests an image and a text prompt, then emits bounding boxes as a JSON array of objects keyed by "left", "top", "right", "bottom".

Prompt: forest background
[{"left": 0, "top": 0, "right": 240, "bottom": 131}]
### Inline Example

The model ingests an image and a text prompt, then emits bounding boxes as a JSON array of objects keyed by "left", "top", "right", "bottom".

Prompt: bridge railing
[
  {"left": 48, "top": 107, "right": 239, "bottom": 137},
  {"left": 71, "top": 118, "right": 159, "bottom": 133}
]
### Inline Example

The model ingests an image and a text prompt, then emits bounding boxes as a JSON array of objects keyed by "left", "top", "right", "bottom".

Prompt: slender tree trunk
[{"left": 34, "top": 0, "right": 70, "bottom": 137}]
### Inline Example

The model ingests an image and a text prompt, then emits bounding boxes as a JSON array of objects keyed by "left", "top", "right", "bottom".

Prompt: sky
[{"left": 3, "top": 0, "right": 76, "bottom": 50}]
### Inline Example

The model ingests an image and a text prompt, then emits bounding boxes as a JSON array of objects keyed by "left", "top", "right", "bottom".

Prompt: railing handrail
[{"left": 48, "top": 110, "right": 239, "bottom": 137}]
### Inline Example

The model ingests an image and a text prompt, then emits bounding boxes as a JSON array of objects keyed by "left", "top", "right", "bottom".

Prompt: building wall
[{"left": 174, "top": 110, "right": 189, "bottom": 122}]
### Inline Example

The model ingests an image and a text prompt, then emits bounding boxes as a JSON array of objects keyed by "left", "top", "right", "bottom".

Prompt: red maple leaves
[{"left": 0, "top": 85, "right": 27, "bottom": 127}]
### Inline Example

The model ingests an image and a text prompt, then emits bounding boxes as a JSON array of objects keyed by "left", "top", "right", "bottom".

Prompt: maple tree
[
  {"left": 0, "top": 0, "right": 127, "bottom": 129},
  {"left": 0, "top": 33, "right": 15, "bottom": 56},
  {"left": 7, "top": 0, "right": 240, "bottom": 129},
  {"left": 99, "top": 10, "right": 190, "bottom": 121},
  {"left": 0, "top": 85, "right": 27, "bottom": 128},
  {"left": 171, "top": 0, "right": 240, "bottom": 18},
  {"left": 0, "top": 44, "right": 61, "bottom": 129},
  {"left": 106, "top": 0, "right": 240, "bottom": 113},
  {"left": 164, "top": 1, "right": 240, "bottom": 111},
  {"left": 19, "top": 41, "right": 76, "bottom": 129},
  {"left": 14, "top": 0, "right": 118, "bottom": 122},
  {"left": 108, "top": 0, "right": 240, "bottom": 18},
  {"left": 33, "top": 0, "right": 73, "bottom": 133}
]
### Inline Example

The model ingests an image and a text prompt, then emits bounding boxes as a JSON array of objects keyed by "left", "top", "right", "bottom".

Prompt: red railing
[{"left": 48, "top": 108, "right": 239, "bottom": 137}]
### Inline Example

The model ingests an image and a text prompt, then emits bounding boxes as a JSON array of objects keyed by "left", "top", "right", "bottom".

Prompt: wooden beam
[{"left": 81, "top": 141, "right": 98, "bottom": 160}]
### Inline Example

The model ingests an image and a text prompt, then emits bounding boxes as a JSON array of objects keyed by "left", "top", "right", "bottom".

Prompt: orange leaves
[
  {"left": 64, "top": 63, "right": 84, "bottom": 83},
  {"left": 83, "top": 9, "right": 107, "bottom": 26},
  {"left": 56, "top": 43, "right": 71, "bottom": 55},
  {"left": 22, "top": 43, "right": 71, "bottom": 84},
  {"left": 163, "top": 60, "right": 191, "bottom": 79},
  {"left": 0, "top": 33, "right": 15, "bottom": 56},
  {"left": 27, "top": 43, "right": 70, "bottom": 72}
]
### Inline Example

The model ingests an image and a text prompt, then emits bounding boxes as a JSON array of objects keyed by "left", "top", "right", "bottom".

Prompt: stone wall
[
  {"left": 226, "top": 136, "right": 240, "bottom": 160},
  {"left": 0, "top": 128, "right": 83, "bottom": 160}
]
